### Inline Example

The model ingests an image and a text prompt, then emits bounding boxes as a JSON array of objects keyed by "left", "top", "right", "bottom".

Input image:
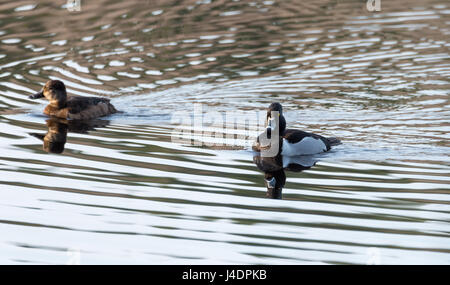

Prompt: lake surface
[{"left": 0, "top": 0, "right": 449, "bottom": 264}]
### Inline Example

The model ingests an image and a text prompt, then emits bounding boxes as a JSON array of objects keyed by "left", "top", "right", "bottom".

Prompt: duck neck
[
  {"left": 50, "top": 99, "right": 67, "bottom": 109},
  {"left": 279, "top": 114, "right": 286, "bottom": 134}
]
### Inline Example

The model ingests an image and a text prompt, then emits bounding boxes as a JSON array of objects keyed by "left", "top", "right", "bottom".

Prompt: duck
[
  {"left": 29, "top": 80, "right": 117, "bottom": 120},
  {"left": 253, "top": 102, "right": 341, "bottom": 156}
]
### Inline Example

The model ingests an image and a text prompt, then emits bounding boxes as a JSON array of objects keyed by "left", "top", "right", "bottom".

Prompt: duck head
[
  {"left": 266, "top": 102, "right": 286, "bottom": 139},
  {"left": 253, "top": 103, "right": 286, "bottom": 157},
  {"left": 29, "top": 80, "right": 67, "bottom": 108}
]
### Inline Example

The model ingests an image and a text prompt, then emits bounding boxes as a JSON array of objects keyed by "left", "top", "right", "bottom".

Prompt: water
[{"left": 0, "top": 0, "right": 449, "bottom": 264}]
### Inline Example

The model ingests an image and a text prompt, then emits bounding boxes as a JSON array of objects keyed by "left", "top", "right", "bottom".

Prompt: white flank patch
[{"left": 281, "top": 137, "right": 327, "bottom": 156}]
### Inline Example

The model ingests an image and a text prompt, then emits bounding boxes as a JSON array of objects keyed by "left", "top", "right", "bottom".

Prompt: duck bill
[
  {"left": 267, "top": 115, "right": 277, "bottom": 129},
  {"left": 266, "top": 117, "right": 276, "bottom": 139},
  {"left": 266, "top": 126, "right": 272, "bottom": 139},
  {"left": 29, "top": 90, "right": 44, "bottom": 99}
]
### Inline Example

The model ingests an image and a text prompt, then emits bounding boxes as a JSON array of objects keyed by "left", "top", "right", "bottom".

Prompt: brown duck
[{"left": 29, "top": 80, "right": 117, "bottom": 120}]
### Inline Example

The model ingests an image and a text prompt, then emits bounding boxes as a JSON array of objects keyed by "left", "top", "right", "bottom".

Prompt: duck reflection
[
  {"left": 29, "top": 118, "right": 110, "bottom": 154},
  {"left": 253, "top": 154, "right": 318, "bottom": 199}
]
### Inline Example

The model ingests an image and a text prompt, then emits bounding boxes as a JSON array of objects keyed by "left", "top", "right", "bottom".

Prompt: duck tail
[
  {"left": 108, "top": 102, "right": 118, "bottom": 114},
  {"left": 327, "top": 137, "right": 341, "bottom": 146}
]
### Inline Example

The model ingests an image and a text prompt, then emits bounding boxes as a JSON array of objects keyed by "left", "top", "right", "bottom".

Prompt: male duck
[
  {"left": 253, "top": 102, "right": 341, "bottom": 156},
  {"left": 29, "top": 80, "right": 117, "bottom": 120}
]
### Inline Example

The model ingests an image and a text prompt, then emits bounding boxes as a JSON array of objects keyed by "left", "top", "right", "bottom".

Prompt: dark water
[{"left": 0, "top": 0, "right": 449, "bottom": 264}]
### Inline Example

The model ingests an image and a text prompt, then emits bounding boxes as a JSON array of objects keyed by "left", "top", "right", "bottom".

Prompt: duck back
[{"left": 67, "top": 96, "right": 117, "bottom": 120}]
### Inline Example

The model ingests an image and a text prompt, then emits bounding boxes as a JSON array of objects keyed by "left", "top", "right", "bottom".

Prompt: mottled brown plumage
[{"left": 29, "top": 80, "right": 117, "bottom": 120}]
